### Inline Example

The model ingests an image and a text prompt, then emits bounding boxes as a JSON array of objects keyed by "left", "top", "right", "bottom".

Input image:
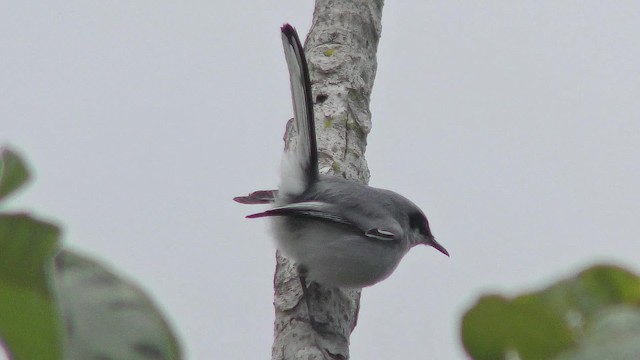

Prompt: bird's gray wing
[
  {"left": 305, "top": 179, "right": 405, "bottom": 241},
  {"left": 247, "top": 200, "right": 400, "bottom": 241},
  {"left": 246, "top": 201, "right": 352, "bottom": 226}
]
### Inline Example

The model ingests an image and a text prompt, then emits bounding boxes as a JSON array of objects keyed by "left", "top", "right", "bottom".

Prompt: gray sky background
[{"left": 3, "top": 2, "right": 640, "bottom": 359}]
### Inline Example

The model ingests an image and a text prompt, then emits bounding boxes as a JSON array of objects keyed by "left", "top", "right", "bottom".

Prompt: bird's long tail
[{"left": 278, "top": 24, "right": 318, "bottom": 199}]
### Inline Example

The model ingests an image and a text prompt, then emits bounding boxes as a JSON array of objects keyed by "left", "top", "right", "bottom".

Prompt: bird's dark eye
[
  {"left": 409, "top": 211, "right": 432, "bottom": 237},
  {"left": 409, "top": 212, "right": 426, "bottom": 231}
]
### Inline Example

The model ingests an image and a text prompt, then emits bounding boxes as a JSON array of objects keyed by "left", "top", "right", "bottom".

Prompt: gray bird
[{"left": 234, "top": 24, "right": 448, "bottom": 290}]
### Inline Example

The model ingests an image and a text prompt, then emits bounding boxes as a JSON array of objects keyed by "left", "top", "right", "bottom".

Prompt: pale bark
[{"left": 272, "top": 0, "right": 384, "bottom": 359}]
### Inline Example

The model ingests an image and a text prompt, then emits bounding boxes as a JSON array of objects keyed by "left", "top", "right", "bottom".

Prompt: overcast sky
[{"left": 3, "top": 2, "right": 640, "bottom": 359}]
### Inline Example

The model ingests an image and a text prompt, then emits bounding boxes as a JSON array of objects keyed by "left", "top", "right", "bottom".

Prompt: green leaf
[
  {"left": 55, "top": 250, "right": 182, "bottom": 360},
  {"left": 461, "top": 265, "right": 640, "bottom": 360},
  {"left": 462, "top": 295, "right": 574, "bottom": 360},
  {"left": 0, "top": 213, "right": 63, "bottom": 360},
  {"left": 0, "top": 148, "right": 31, "bottom": 202},
  {"left": 554, "top": 305, "right": 640, "bottom": 360}
]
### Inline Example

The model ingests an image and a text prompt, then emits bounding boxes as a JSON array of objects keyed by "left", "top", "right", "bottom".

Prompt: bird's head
[{"left": 408, "top": 211, "right": 449, "bottom": 257}]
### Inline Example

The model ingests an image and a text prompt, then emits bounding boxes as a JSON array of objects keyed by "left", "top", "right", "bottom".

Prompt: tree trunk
[{"left": 272, "top": 0, "right": 384, "bottom": 359}]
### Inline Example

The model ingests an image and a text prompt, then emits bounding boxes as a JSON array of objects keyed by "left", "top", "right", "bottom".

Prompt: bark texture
[{"left": 272, "top": 1, "right": 384, "bottom": 359}]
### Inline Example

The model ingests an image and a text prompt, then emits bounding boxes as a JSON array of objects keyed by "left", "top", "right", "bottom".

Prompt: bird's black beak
[{"left": 428, "top": 237, "right": 449, "bottom": 257}]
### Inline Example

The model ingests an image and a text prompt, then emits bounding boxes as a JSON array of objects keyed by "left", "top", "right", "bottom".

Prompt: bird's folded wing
[
  {"left": 247, "top": 201, "right": 401, "bottom": 241},
  {"left": 246, "top": 201, "right": 353, "bottom": 226}
]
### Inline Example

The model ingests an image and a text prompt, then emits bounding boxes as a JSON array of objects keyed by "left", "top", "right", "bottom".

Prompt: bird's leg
[{"left": 297, "top": 264, "right": 320, "bottom": 330}]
